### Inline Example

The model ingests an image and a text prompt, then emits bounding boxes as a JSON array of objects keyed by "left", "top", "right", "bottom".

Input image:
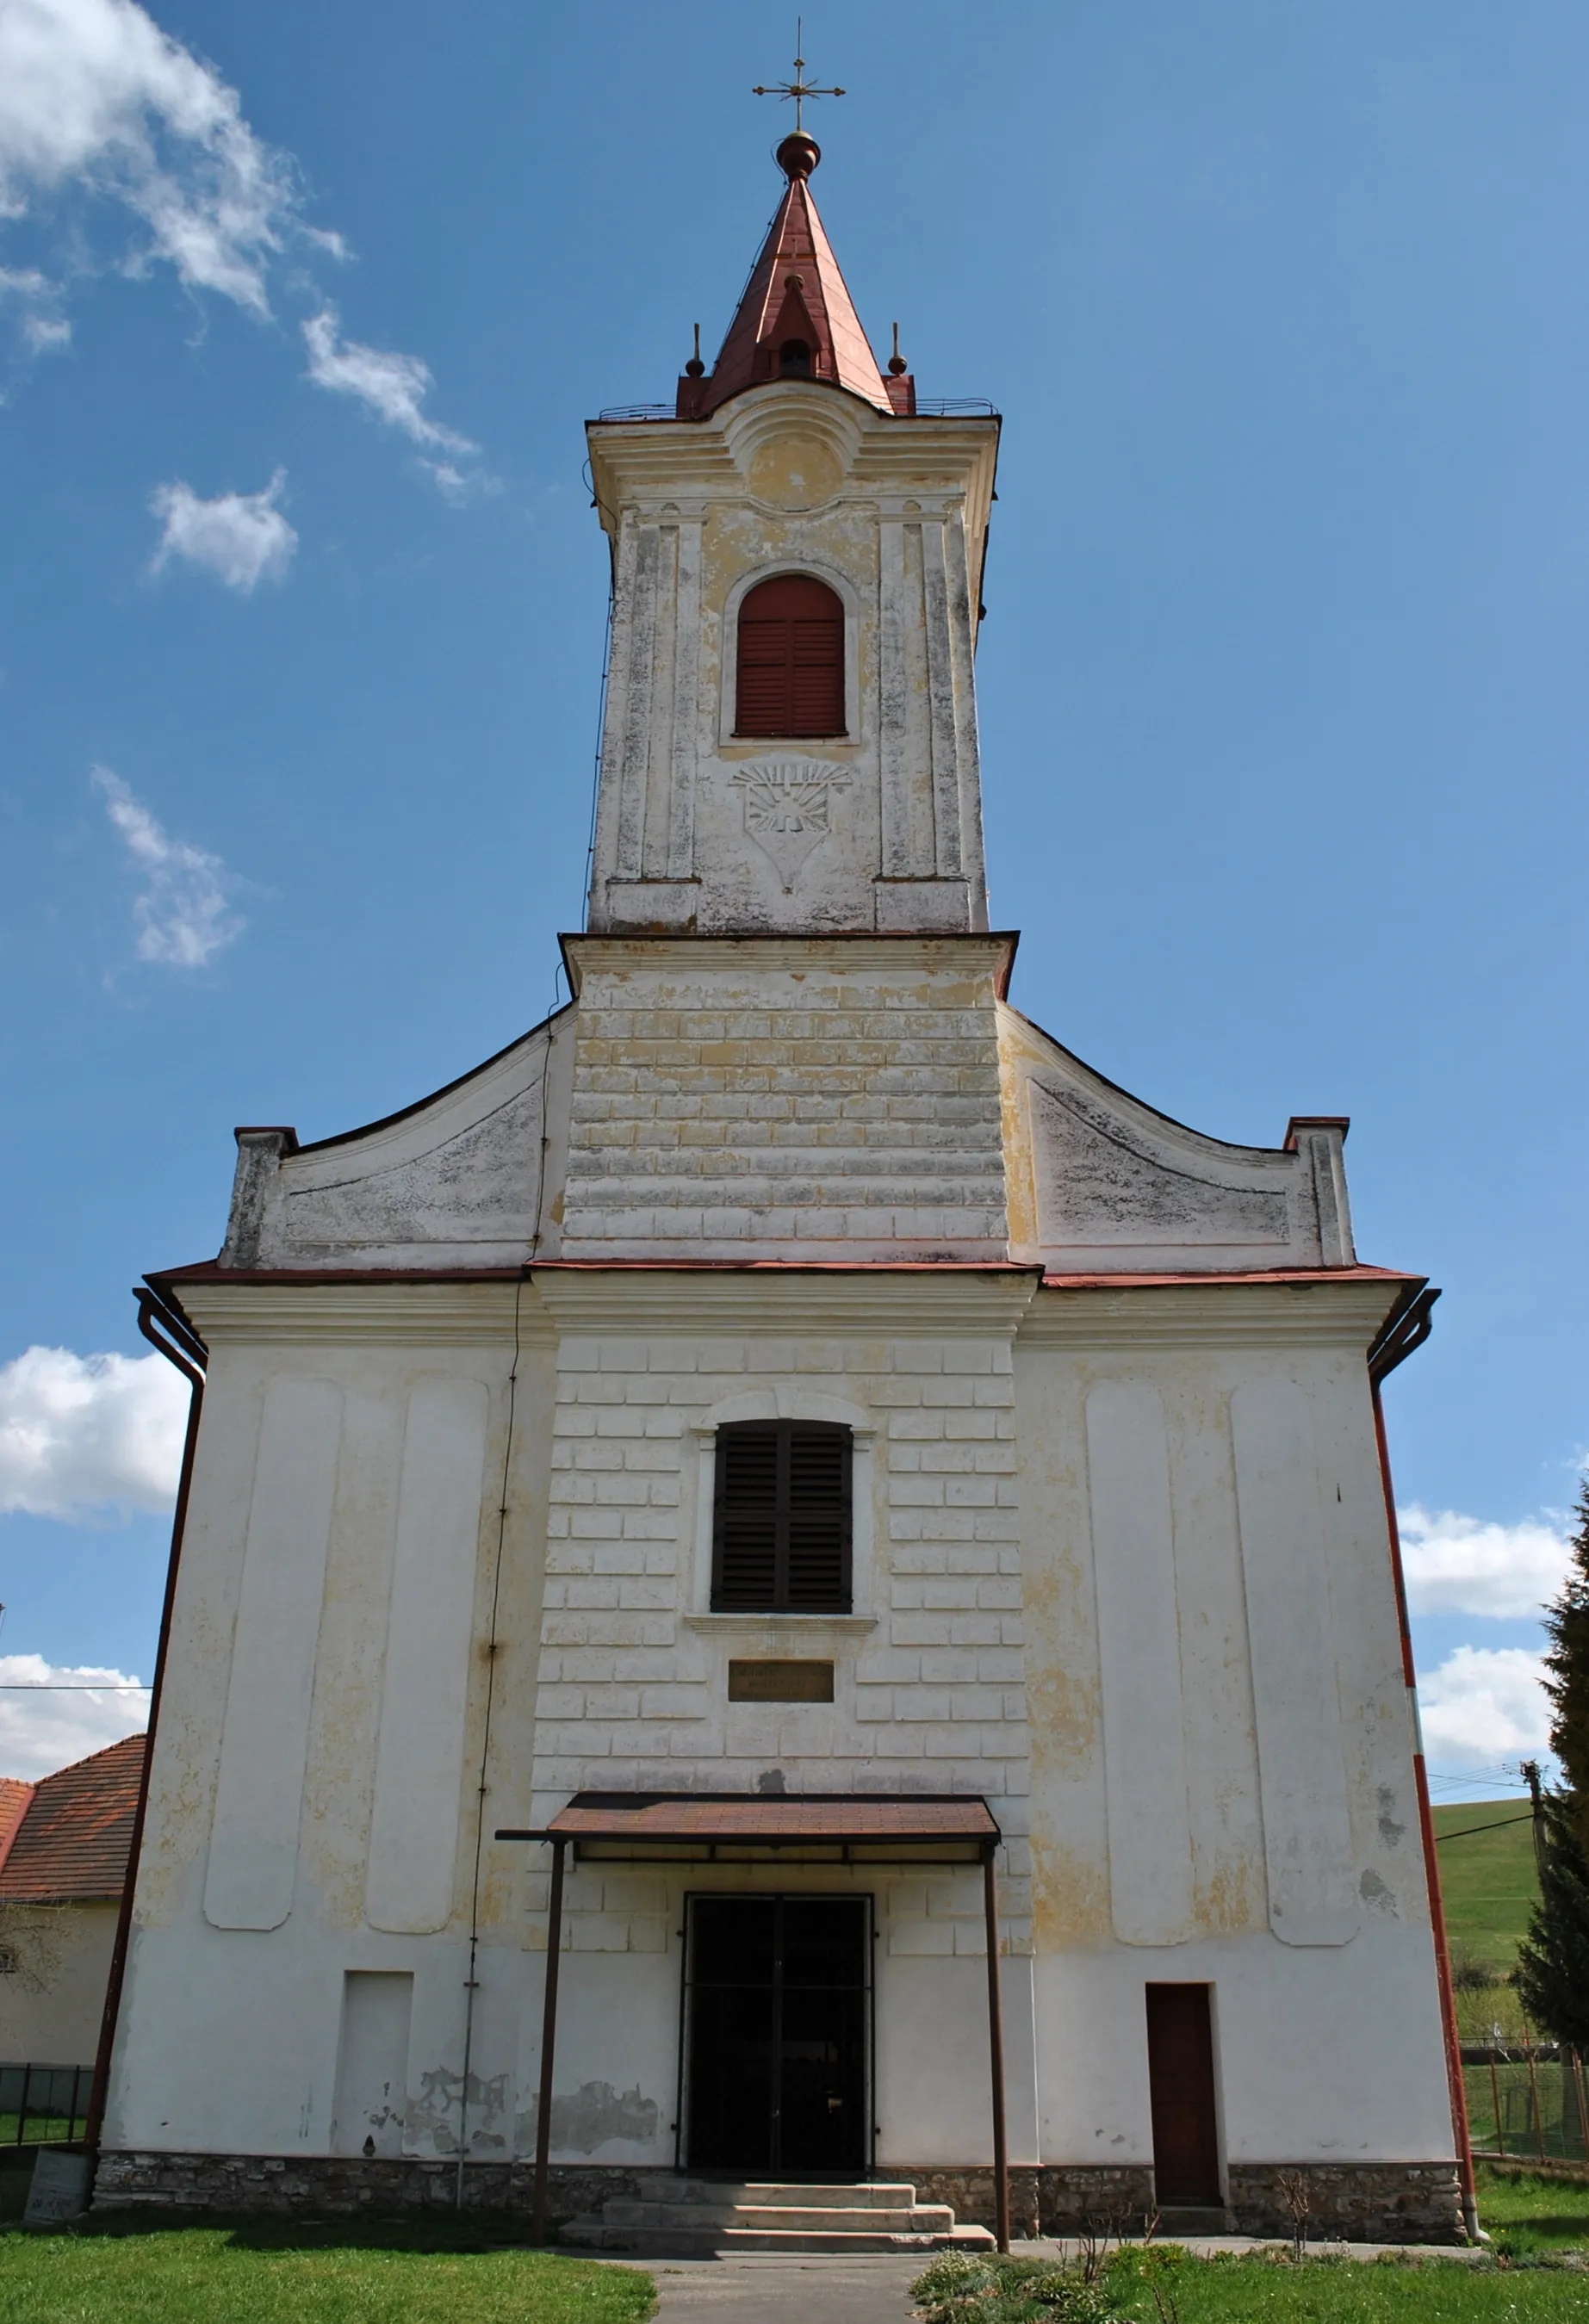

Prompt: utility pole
[{"left": 1521, "top": 1759, "right": 1549, "bottom": 1884}]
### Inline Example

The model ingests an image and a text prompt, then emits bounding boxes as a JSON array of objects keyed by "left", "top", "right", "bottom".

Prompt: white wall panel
[
  {"left": 1232, "top": 1382, "right": 1358, "bottom": 1946},
  {"left": 1086, "top": 1380, "right": 1194, "bottom": 1946},
  {"left": 204, "top": 1378, "right": 342, "bottom": 1930},
  {"left": 365, "top": 1377, "right": 490, "bottom": 1934}
]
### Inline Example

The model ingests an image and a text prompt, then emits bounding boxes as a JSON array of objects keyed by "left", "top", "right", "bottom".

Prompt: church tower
[
  {"left": 100, "top": 107, "right": 1470, "bottom": 2251},
  {"left": 588, "top": 127, "right": 990, "bottom": 941},
  {"left": 565, "top": 125, "right": 1009, "bottom": 1267}
]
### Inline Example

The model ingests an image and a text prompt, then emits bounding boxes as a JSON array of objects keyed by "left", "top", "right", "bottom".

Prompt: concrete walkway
[
  {"left": 614, "top": 2237, "right": 1488, "bottom": 2324},
  {"left": 647, "top": 2254, "right": 924, "bottom": 2324}
]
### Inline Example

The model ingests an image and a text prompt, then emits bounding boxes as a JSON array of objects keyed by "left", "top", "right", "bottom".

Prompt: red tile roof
[
  {"left": 0, "top": 1779, "right": 33, "bottom": 1879},
  {"left": 0, "top": 1733, "right": 146, "bottom": 1903}
]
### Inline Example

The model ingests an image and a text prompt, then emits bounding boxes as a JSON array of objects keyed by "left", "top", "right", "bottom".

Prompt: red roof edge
[
  {"left": 0, "top": 1780, "right": 36, "bottom": 1881},
  {"left": 1038, "top": 1265, "right": 1418, "bottom": 1290}
]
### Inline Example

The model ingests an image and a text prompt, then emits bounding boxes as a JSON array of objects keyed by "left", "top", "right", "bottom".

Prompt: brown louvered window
[
  {"left": 711, "top": 1420, "right": 853, "bottom": 1613},
  {"left": 735, "top": 573, "right": 846, "bottom": 738}
]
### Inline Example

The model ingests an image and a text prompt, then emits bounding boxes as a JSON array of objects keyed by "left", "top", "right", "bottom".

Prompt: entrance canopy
[
  {"left": 500, "top": 1790, "right": 1012, "bottom": 2252},
  {"left": 497, "top": 1790, "right": 1000, "bottom": 1865}
]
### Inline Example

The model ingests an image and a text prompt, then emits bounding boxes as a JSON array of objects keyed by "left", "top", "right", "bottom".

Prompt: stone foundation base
[
  {"left": 92, "top": 2152, "right": 652, "bottom": 2222},
  {"left": 903, "top": 2163, "right": 1461, "bottom": 2245},
  {"left": 93, "top": 2152, "right": 1464, "bottom": 2245},
  {"left": 1222, "top": 2163, "right": 1462, "bottom": 2244}
]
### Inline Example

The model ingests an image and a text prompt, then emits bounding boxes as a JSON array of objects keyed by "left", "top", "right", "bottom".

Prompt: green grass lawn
[
  {"left": 0, "top": 2157, "right": 655, "bottom": 2324},
  {"left": 1473, "top": 2162, "right": 1589, "bottom": 2255},
  {"left": 1106, "top": 2260, "right": 1588, "bottom": 2321}
]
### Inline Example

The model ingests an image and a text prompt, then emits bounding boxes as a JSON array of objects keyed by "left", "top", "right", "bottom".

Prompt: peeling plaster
[
  {"left": 409, "top": 2066, "right": 512, "bottom": 2155},
  {"left": 519, "top": 2081, "right": 660, "bottom": 2156}
]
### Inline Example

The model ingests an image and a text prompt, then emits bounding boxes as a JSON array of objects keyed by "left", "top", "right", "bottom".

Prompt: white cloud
[
  {"left": 92, "top": 766, "right": 244, "bottom": 967},
  {"left": 1418, "top": 1645, "right": 1554, "bottom": 1769},
  {"left": 1398, "top": 1503, "right": 1572, "bottom": 1621},
  {"left": 0, "top": 0, "right": 298, "bottom": 314},
  {"left": 22, "top": 309, "right": 71, "bottom": 351},
  {"left": 303, "top": 306, "right": 476, "bottom": 463},
  {"left": 147, "top": 468, "right": 295, "bottom": 592},
  {"left": 0, "top": 262, "right": 70, "bottom": 351},
  {"left": 0, "top": 1653, "right": 147, "bottom": 1782},
  {"left": 421, "top": 456, "right": 503, "bottom": 507},
  {"left": 0, "top": 7, "right": 486, "bottom": 478},
  {"left": 0, "top": 1344, "right": 186, "bottom": 1521}
]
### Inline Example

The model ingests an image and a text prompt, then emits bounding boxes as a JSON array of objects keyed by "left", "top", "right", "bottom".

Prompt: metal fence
[
  {"left": 1463, "top": 2042, "right": 1589, "bottom": 2163},
  {"left": 0, "top": 2063, "right": 91, "bottom": 2147}
]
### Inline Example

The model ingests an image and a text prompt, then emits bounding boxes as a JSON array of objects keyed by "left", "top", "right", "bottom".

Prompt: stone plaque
[
  {"left": 728, "top": 1659, "right": 835, "bottom": 1703},
  {"left": 24, "top": 2148, "right": 94, "bottom": 2225}
]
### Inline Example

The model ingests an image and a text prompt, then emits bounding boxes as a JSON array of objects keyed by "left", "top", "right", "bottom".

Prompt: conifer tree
[
  {"left": 1542, "top": 1477, "right": 1589, "bottom": 1853},
  {"left": 1513, "top": 1790, "right": 1589, "bottom": 2050}
]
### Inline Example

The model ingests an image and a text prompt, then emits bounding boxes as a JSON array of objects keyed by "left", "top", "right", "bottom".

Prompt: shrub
[
  {"left": 1450, "top": 1949, "right": 1501, "bottom": 1992},
  {"left": 910, "top": 2251, "right": 1122, "bottom": 2324}
]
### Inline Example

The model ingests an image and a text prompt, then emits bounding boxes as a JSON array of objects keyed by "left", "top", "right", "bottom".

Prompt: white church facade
[{"left": 96, "top": 126, "right": 1470, "bottom": 2246}]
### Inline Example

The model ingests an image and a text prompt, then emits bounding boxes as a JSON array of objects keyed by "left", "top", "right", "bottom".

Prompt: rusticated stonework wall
[{"left": 560, "top": 937, "right": 1011, "bottom": 1259}]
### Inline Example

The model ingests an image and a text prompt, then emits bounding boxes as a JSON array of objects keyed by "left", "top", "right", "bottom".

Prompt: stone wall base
[
  {"left": 903, "top": 2163, "right": 1462, "bottom": 2244},
  {"left": 1222, "top": 2162, "right": 1462, "bottom": 2244},
  {"left": 92, "top": 2152, "right": 651, "bottom": 2222},
  {"left": 93, "top": 2151, "right": 1464, "bottom": 2244}
]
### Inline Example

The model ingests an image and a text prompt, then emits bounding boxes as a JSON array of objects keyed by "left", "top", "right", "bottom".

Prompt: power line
[{"left": 1434, "top": 1811, "right": 1535, "bottom": 1844}]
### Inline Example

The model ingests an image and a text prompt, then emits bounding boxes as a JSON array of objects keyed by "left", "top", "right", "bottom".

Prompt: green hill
[
  {"left": 1431, "top": 1797, "right": 1540, "bottom": 1973},
  {"left": 1431, "top": 1798, "right": 1542, "bottom": 2042}
]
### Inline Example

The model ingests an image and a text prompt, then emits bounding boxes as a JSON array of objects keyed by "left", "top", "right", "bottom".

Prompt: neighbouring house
[
  {"left": 99, "top": 121, "right": 1468, "bottom": 2247},
  {"left": 0, "top": 1734, "right": 144, "bottom": 2067}
]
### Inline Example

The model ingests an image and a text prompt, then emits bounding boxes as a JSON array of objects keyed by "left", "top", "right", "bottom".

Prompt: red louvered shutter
[
  {"left": 712, "top": 1421, "right": 852, "bottom": 1612},
  {"left": 735, "top": 575, "right": 845, "bottom": 738}
]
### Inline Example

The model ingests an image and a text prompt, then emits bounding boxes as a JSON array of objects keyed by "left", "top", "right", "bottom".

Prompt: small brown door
[{"left": 1145, "top": 1984, "right": 1221, "bottom": 2204}]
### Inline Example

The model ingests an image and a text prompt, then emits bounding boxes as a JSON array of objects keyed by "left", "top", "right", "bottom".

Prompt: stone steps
[
  {"left": 599, "top": 2201, "right": 956, "bottom": 2233},
  {"left": 561, "top": 2176, "right": 996, "bottom": 2255}
]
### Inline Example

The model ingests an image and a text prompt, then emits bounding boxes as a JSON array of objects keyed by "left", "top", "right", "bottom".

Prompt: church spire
[{"left": 677, "top": 131, "right": 908, "bottom": 419}]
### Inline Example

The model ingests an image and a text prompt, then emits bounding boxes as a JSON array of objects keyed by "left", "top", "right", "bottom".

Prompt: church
[{"left": 95, "top": 116, "right": 1470, "bottom": 2248}]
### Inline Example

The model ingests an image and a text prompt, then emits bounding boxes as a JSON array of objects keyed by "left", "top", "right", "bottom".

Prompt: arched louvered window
[
  {"left": 735, "top": 573, "right": 846, "bottom": 738},
  {"left": 711, "top": 1420, "right": 853, "bottom": 1613}
]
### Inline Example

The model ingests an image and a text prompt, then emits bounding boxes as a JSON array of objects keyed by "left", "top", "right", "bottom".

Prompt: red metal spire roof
[{"left": 682, "top": 132, "right": 898, "bottom": 419}]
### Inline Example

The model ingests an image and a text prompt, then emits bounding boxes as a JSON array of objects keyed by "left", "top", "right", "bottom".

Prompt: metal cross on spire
[{"left": 753, "top": 18, "right": 845, "bottom": 132}]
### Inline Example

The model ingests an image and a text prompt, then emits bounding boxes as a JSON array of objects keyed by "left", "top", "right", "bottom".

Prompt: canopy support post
[
  {"left": 531, "top": 1836, "right": 567, "bottom": 2246},
  {"left": 983, "top": 1841, "right": 1010, "bottom": 2252}
]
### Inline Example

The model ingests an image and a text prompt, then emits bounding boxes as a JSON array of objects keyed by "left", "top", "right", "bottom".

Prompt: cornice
[
  {"left": 165, "top": 1265, "right": 1400, "bottom": 1355},
  {"left": 1016, "top": 1274, "right": 1412, "bottom": 1353},
  {"left": 530, "top": 1266, "right": 1039, "bottom": 1339},
  {"left": 561, "top": 930, "right": 1018, "bottom": 996},
  {"left": 175, "top": 1278, "right": 555, "bottom": 1348},
  {"left": 587, "top": 400, "right": 999, "bottom": 524}
]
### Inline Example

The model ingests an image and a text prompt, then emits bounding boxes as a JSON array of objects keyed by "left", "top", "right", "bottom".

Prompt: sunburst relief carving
[{"left": 729, "top": 758, "right": 852, "bottom": 890}]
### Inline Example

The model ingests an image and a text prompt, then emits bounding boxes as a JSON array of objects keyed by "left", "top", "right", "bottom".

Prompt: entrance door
[
  {"left": 686, "top": 1895, "right": 868, "bottom": 2173},
  {"left": 1145, "top": 1984, "right": 1221, "bottom": 2204}
]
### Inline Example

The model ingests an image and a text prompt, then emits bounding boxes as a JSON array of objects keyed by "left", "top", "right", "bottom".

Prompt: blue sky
[{"left": 0, "top": 0, "right": 1584, "bottom": 1794}]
